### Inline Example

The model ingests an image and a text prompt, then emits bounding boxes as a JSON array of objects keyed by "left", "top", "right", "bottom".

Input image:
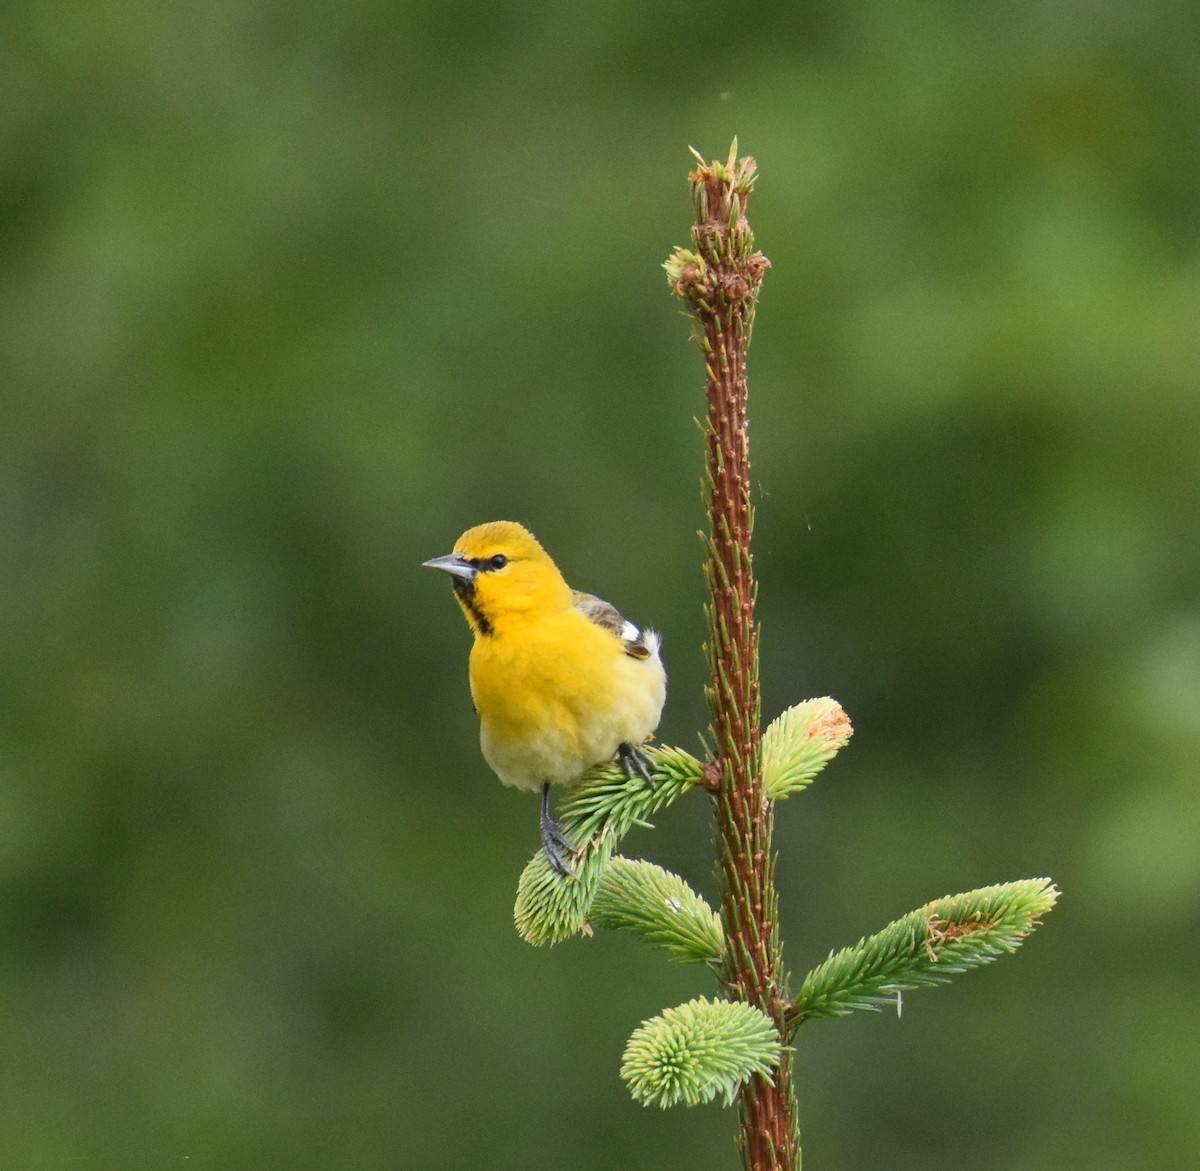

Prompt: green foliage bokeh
[{"left": 2, "top": 1, "right": 1197, "bottom": 1168}]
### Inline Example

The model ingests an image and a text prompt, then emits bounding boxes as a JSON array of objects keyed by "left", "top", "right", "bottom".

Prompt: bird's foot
[
  {"left": 617, "top": 741, "right": 657, "bottom": 789},
  {"left": 540, "top": 782, "right": 578, "bottom": 877}
]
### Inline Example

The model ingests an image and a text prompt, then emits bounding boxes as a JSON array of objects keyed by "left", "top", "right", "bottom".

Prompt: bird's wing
[{"left": 571, "top": 590, "right": 656, "bottom": 661}]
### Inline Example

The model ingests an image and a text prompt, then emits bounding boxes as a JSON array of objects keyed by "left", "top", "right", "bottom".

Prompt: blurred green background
[{"left": 3, "top": 1, "right": 1198, "bottom": 1167}]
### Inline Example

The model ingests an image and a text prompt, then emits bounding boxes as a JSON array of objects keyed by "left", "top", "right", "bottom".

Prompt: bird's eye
[{"left": 489, "top": 554, "right": 508, "bottom": 570}]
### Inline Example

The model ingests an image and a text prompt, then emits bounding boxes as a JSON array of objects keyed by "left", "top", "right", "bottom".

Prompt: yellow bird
[{"left": 424, "top": 521, "right": 667, "bottom": 873}]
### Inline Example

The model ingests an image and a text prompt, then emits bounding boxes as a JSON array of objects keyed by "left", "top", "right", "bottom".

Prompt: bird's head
[{"left": 423, "top": 521, "right": 571, "bottom": 636}]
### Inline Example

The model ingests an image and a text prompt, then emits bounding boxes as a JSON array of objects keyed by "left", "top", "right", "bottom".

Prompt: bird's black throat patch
[{"left": 452, "top": 574, "right": 493, "bottom": 636}]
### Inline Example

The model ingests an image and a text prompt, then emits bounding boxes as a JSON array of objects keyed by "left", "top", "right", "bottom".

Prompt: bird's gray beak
[{"left": 422, "top": 552, "right": 477, "bottom": 582}]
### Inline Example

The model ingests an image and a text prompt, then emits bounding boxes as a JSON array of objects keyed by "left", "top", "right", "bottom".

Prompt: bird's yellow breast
[{"left": 468, "top": 608, "right": 666, "bottom": 791}]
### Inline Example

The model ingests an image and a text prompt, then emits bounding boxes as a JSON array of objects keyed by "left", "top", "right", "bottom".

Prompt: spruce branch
[
  {"left": 621, "top": 997, "right": 783, "bottom": 1109},
  {"left": 514, "top": 844, "right": 613, "bottom": 946},
  {"left": 787, "top": 880, "right": 1060, "bottom": 1028},
  {"left": 557, "top": 744, "right": 708, "bottom": 844},
  {"left": 590, "top": 856, "right": 725, "bottom": 965},
  {"left": 503, "top": 144, "right": 1058, "bottom": 1169},
  {"left": 668, "top": 141, "right": 794, "bottom": 1170},
  {"left": 513, "top": 744, "right": 707, "bottom": 945},
  {"left": 762, "top": 698, "right": 853, "bottom": 800}
]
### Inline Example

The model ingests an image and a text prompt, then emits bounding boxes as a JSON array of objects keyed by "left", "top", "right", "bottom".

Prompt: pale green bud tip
[
  {"left": 664, "top": 248, "right": 707, "bottom": 297},
  {"left": 621, "top": 997, "right": 783, "bottom": 1109},
  {"left": 589, "top": 856, "right": 724, "bottom": 964},
  {"left": 762, "top": 697, "right": 853, "bottom": 799},
  {"left": 513, "top": 845, "right": 609, "bottom": 946}
]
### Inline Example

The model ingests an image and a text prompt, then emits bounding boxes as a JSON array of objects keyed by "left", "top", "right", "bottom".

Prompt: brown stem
[{"left": 668, "top": 147, "right": 793, "bottom": 1170}]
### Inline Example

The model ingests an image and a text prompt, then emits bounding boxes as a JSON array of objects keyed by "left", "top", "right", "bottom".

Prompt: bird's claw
[
  {"left": 540, "top": 783, "right": 578, "bottom": 876},
  {"left": 541, "top": 820, "right": 578, "bottom": 877},
  {"left": 617, "top": 742, "right": 657, "bottom": 789}
]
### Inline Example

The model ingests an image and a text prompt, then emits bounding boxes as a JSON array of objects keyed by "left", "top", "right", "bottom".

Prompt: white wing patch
[{"left": 572, "top": 589, "right": 661, "bottom": 662}]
